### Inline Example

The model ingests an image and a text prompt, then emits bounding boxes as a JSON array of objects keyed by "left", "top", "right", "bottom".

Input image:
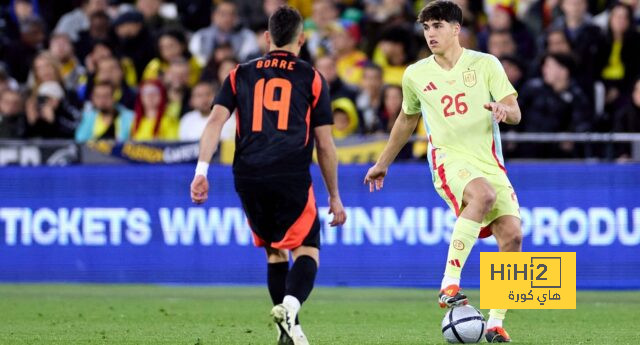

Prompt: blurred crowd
[{"left": 1, "top": 0, "right": 639, "bottom": 159}]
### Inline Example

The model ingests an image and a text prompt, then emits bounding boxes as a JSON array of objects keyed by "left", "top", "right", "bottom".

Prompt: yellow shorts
[{"left": 432, "top": 156, "right": 520, "bottom": 238}]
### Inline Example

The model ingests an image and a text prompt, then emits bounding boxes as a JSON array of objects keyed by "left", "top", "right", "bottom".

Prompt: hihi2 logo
[{"left": 480, "top": 252, "right": 576, "bottom": 309}]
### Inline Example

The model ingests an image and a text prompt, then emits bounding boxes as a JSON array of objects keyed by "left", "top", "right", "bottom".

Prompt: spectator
[
  {"left": 380, "top": 83, "right": 414, "bottom": 159},
  {"left": 245, "top": 24, "right": 270, "bottom": 61},
  {"left": 303, "top": 0, "right": 340, "bottom": 59},
  {"left": 372, "top": 25, "right": 413, "bottom": 85},
  {"left": 451, "top": 0, "right": 486, "bottom": 32},
  {"left": 188, "top": 1, "right": 259, "bottom": 65},
  {"left": 0, "top": 89, "right": 27, "bottom": 138},
  {"left": 499, "top": 55, "right": 527, "bottom": 156},
  {"left": 136, "top": 0, "right": 182, "bottom": 38},
  {"left": 178, "top": 82, "right": 216, "bottom": 141},
  {"left": 522, "top": 0, "right": 564, "bottom": 37},
  {"left": 518, "top": 53, "right": 593, "bottom": 158},
  {"left": 75, "top": 10, "right": 111, "bottom": 61},
  {"left": 545, "top": 28, "right": 573, "bottom": 54},
  {"left": 552, "top": 0, "right": 606, "bottom": 88},
  {"left": 331, "top": 97, "right": 360, "bottom": 139},
  {"left": 200, "top": 42, "right": 236, "bottom": 84},
  {"left": 478, "top": 4, "right": 536, "bottom": 60},
  {"left": 364, "top": 0, "right": 415, "bottom": 27},
  {"left": 49, "top": 33, "right": 86, "bottom": 91},
  {"left": 215, "top": 58, "right": 239, "bottom": 91},
  {"left": 83, "top": 40, "right": 113, "bottom": 76},
  {"left": 532, "top": 28, "right": 576, "bottom": 77},
  {"left": 379, "top": 84, "right": 403, "bottom": 133},
  {"left": 24, "top": 81, "right": 77, "bottom": 138},
  {"left": 288, "top": 0, "right": 313, "bottom": 18},
  {"left": 174, "top": 0, "right": 212, "bottom": 32},
  {"left": 487, "top": 30, "right": 518, "bottom": 58},
  {"left": 75, "top": 81, "right": 133, "bottom": 142},
  {"left": 163, "top": 59, "right": 192, "bottom": 115},
  {"left": 356, "top": 63, "right": 385, "bottom": 133},
  {"left": 315, "top": 55, "right": 359, "bottom": 103},
  {"left": 500, "top": 55, "right": 526, "bottom": 93},
  {"left": 90, "top": 56, "right": 137, "bottom": 109},
  {"left": 235, "top": 0, "right": 286, "bottom": 31},
  {"left": 4, "top": 16, "right": 46, "bottom": 83},
  {"left": 54, "top": 0, "right": 107, "bottom": 42},
  {"left": 0, "top": 0, "right": 37, "bottom": 42},
  {"left": 131, "top": 80, "right": 179, "bottom": 141},
  {"left": 0, "top": 67, "right": 19, "bottom": 95},
  {"left": 598, "top": 2, "right": 640, "bottom": 110},
  {"left": 592, "top": 0, "right": 640, "bottom": 30},
  {"left": 330, "top": 20, "right": 368, "bottom": 87},
  {"left": 612, "top": 76, "right": 640, "bottom": 160},
  {"left": 142, "top": 28, "right": 201, "bottom": 87},
  {"left": 28, "top": 51, "right": 81, "bottom": 107},
  {"left": 29, "top": 52, "right": 62, "bottom": 88},
  {"left": 111, "top": 10, "right": 156, "bottom": 78},
  {"left": 459, "top": 26, "right": 479, "bottom": 50}
]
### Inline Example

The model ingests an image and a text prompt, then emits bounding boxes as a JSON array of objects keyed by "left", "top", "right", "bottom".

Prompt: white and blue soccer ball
[{"left": 441, "top": 305, "right": 486, "bottom": 343}]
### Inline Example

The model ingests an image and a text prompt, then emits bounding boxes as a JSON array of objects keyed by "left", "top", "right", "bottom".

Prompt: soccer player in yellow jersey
[{"left": 364, "top": 1, "right": 521, "bottom": 343}]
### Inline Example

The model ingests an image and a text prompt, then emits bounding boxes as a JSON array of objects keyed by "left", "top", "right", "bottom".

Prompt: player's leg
[
  {"left": 270, "top": 179, "right": 319, "bottom": 345},
  {"left": 485, "top": 215, "right": 521, "bottom": 343},
  {"left": 271, "top": 245, "right": 317, "bottom": 345},
  {"left": 265, "top": 247, "right": 294, "bottom": 345},
  {"left": 440, "top": 177, "right": 496, "bottom": 308},
  {"left": 287, "top": 245, "right": 319, "bottom": 305},
  {"left": 285, "top": 245, "right": 319, "bottom": 314},
  {"left": 235, "top": 178, "right": 294, "bottom": 344},
  {"left": 490, "top": 215, "right": 522, "bottom": 252},
  {"left": 266, "top": 247, "right": 290, "bottom": 305}
]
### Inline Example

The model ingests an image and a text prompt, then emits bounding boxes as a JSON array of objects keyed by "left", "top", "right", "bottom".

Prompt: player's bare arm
[
  {"left": 364, "top": 110, "right": 420, "bottom": 192},
  {"left": 314, "top": 124, "right": 346, "bottom": 226},
  {"left": 484, "top": 94, "right": 521, "bottom": 125},
  {"left": 190, "top": 104, "right": 231, "bottom": 204}
]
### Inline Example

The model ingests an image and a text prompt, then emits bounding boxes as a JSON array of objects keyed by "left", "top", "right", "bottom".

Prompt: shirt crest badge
[{"left": 462, "top": 70, "right": 476, "bottom": 87}]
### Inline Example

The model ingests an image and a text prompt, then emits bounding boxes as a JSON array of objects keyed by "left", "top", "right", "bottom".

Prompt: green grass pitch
[{"left": 1, "top": 284, "right": 638, "bottom": 344}]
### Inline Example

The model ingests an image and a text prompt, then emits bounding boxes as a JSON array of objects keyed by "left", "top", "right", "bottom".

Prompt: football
[{"left": 441, "top": 305, "right": 486, "bottom": 343}]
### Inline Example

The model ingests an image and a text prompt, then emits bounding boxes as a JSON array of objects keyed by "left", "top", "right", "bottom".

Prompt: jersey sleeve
[
  {"left": 310, "top": 71, "right": 333, "bottom": 127},
  {"left": 401, "top": 66, "right": 421, "bottom": 115},
  {"left": 487, "top": 55, "right": 517, "bottom": 102},
  {"left": 213, "top": 73, "right": 237, "bottom": 113}
]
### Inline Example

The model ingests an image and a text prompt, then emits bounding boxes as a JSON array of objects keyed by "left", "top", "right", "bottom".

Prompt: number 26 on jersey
[{"left": 441, "top": 93, "right": 467, "bottom": 117}]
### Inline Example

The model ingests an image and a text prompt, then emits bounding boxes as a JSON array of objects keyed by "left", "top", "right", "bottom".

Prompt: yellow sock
[
  {"left": 488, "top": 309, "right": 507, "bottom": 328},
  {"left": 444, "top": 217, "right": 481, "bottom": 279}
]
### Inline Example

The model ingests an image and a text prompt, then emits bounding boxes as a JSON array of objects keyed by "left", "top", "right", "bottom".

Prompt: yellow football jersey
[{"left": 401, "top": 49, "right": 517, "bottom": 176}]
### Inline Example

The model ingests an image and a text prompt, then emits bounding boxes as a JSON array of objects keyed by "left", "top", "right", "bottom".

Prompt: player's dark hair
[
  {"left": 268, "top": 6, "right": 303, "bottom": 48},
  {"left": 418, "top": 0, "right": 463, "bottom": 25}
]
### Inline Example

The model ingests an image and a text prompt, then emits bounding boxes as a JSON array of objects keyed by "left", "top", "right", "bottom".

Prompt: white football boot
[{"left": 290, "top": 325, "right": 310, "bottom": 345}]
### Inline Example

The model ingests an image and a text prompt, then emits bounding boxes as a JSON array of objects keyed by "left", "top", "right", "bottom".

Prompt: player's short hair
[
  {"left": 268, "top": 6, "right": 303, "bottom": 48},
  {"left": 418, "top": 0, "right": 463, "bottom": 25}
]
